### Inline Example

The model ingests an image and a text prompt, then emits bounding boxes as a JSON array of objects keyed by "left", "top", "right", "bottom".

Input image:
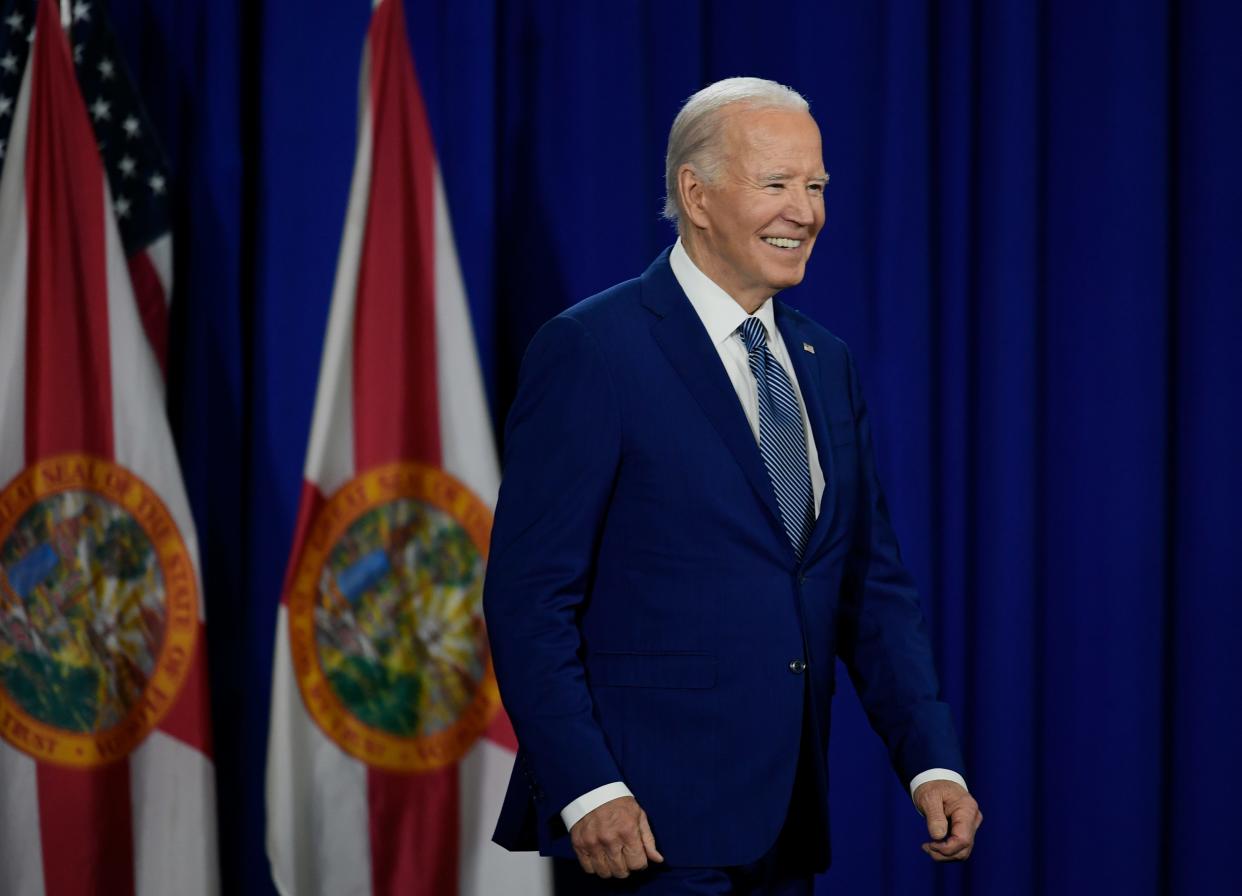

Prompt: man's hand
[
  {"left": 569, "top": 795, "right": 664, "bottom": 879},
  {"left": 913, "top": 779, "right": 982, "bottom": 862}
]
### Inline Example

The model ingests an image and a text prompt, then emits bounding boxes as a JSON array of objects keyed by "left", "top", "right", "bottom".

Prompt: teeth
[{"left": 763, "top": 237, "right": 802, "bottom": 249}]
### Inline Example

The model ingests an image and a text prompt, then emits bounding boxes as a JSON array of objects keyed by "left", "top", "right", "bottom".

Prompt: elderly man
[{"left": 484, "top": 77, "right": 981, "bottom": 893}]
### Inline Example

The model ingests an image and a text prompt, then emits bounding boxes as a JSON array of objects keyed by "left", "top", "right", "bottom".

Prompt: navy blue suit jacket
[{"left": 484, "top": 249, "right": 964, "bottom": 868}]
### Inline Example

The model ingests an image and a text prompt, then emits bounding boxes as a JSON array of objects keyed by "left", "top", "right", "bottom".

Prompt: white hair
[{"left": 662, "top": 76, "right": 810, "bottom": 227}]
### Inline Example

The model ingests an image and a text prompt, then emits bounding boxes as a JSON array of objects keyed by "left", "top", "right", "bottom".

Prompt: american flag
[{"left": 0, "top": 0, "right": 172, "bottom": 370}]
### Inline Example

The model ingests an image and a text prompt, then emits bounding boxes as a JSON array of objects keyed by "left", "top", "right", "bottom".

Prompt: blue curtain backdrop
[{"left": 100, "top": 0, "right": 1241, "bottom": 893}]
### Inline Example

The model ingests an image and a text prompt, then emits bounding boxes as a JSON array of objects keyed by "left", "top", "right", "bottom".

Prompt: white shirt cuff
[
  {"left": 908, "top": 768, "right": 968, "bottom": 803},
  {"left": 561, "top": 781, "right": 634, "bottom": 831}
]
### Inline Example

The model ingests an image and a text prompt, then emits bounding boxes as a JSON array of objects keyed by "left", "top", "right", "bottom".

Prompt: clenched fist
[
  {"left": 570, "top": 795, "right": 665, "bottom": 879},
  {"left": 913, "top": 779, "right": 982, "bottom": 862}
]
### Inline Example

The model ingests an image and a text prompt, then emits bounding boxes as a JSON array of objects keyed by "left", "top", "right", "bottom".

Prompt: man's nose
[{"left": 783, "top": 187, "right": 816, "bottom": 227}]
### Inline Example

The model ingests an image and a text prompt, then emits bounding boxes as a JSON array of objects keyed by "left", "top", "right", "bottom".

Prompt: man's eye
[{"left": 765, "top": 182, "right": 785, "bottom": 190}]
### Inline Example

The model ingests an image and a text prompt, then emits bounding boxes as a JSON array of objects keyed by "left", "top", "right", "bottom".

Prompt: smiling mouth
[{"left": 761, "top": 237, "right": 803, "bottom": 249}]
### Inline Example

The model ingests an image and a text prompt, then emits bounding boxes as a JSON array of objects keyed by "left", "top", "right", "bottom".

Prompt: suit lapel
[
  {"left": 640, "top": 253, "right": 785, "bottom": 535},
  {"left": 776, "top": 303, "right": 839, "bottom": 562}
]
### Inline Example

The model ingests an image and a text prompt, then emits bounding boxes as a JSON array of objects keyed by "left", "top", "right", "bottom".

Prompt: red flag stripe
[
  {"left": 128, "top": 251, "right": 170, "bottom": 377},
  {"left": 368, "top": 766, "right": 461, "bottom": 896},
  {"left": 37, "top": 763, "right": 137, "bottom": 896},
  {"left": 351, "top": 0, "right": 440, "bottom": 473},
  {"left": 24, "top": 3, "right": 134, "bottom": 891},
  {"left": 155, "top": 621, "right": 214, "bottom": 759},
  {"left": 352, "top": 2, "right": 460, "bottom": 892},
  {"left": 280, "top": 480, "right": 327, "bottom": 605},
  {"left": 24, "top": 0, "right": 113, "bottom": 462}
]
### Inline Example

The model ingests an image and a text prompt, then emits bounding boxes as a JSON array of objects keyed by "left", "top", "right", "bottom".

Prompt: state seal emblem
[
  {"left": 287, "top": 461, "right": 500, "bottom": 772},
  {"left": 0, "top": 454, "right": 200, "bottom": 767}
]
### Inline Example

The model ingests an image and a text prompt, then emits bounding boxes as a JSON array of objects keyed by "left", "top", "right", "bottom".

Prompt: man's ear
[{"left": 678, "top": 165, "right": 711, "bottom": 231}]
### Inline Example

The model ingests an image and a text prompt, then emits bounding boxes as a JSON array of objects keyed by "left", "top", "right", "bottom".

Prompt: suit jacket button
[{"left": 789, "top": 659, "right": 806, "bottom": 674}]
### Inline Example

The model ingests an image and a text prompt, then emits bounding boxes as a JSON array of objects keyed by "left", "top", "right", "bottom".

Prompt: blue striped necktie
[{"left": 738, "top": 316, "right": 815, "bottom": 559}]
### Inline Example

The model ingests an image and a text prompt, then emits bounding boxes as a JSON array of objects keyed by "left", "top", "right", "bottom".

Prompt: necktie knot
[{"left": 739, "top": 316, "right": 767, "bottom": 354}]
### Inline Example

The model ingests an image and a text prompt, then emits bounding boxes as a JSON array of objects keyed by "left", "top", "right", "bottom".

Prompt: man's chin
[{"left": 767, "top": 267, "right": 808, "bottom": 292}]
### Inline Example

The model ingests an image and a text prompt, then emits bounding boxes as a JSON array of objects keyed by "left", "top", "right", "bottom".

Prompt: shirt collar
[{"left": 669, "top": 238, "right": 777, "bottom": 348}]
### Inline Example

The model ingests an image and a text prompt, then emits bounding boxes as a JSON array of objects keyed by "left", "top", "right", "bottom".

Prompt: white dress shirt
[{"left": 560, "top": 240, "right": 965, "bottom": 831}]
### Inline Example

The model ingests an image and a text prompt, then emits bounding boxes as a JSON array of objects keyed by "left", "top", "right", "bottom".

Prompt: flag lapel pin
[{"left": 802, "top": 342, "right": 816, "bottom": 354}]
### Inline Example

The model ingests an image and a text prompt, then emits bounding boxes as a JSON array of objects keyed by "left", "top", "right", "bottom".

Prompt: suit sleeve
[
  {"left": 483, "top": 314, "right": 625, "bottom": 835},
  {"left": 834, "top": 347, "right": 966, "bottom": 786}
]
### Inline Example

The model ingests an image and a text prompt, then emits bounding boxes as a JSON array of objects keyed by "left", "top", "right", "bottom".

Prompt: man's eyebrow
[{"left": 759, "top": 171, "right": 830, "bottom": 184}]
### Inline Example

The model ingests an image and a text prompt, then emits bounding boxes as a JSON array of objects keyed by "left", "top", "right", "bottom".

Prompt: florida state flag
[
  {"left": 263, "top": 1, "right": 549, "bottom": 893},
  {"left": 0, "top": 1, "right": 217, "bottom": 894}
]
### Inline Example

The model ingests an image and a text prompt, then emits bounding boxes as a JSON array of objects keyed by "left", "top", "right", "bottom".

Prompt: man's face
[{"left": 689, "top": 106, "right": 827, "bottom": 310}]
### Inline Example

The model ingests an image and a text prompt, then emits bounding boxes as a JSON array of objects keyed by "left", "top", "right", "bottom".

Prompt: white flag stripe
[
  {"left": 432, "top": 165, "right": 500, "bottom": 506},
  {"left": 103, "top": 175, "right": 207, "bottom": 624},
  {"left": 145, "top": 233, "right": 173, "bottom": 300},
  {"left": 303, "top": 46, "right": 374, "bottom": 495},
  {"left": 0, "top": 744, "right": 45, "bottom": 896},
  {"left": 0, "top": 52, "right": 31, "bottom": 490},
  {"left": 266, "top": 607, "right": 373, "bottom": 896},
  {"left": 130, "top": 731, "right": 220, "bottom": 896}
]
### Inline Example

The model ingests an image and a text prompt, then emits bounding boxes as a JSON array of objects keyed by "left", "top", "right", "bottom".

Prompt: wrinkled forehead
[{"left": 720, "top": 105, "right": 824, "bottom": 170}]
